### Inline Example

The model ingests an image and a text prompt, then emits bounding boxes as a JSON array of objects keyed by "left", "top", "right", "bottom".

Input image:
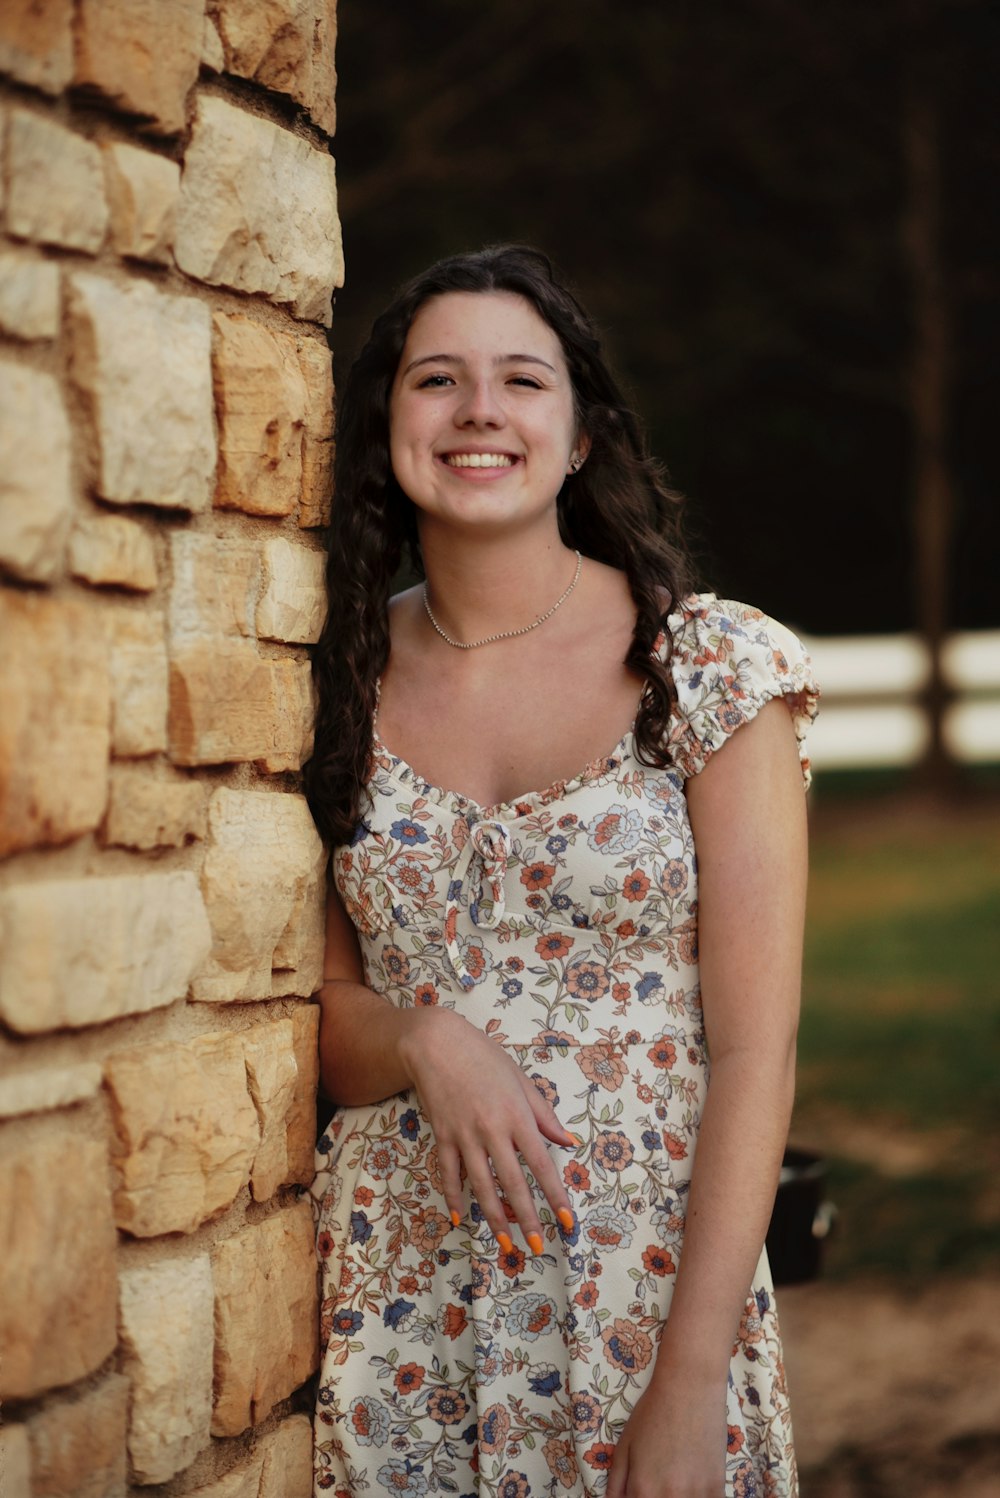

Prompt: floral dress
[{"left": 311, "top": 594, "right": 819, "bottom": 1498}]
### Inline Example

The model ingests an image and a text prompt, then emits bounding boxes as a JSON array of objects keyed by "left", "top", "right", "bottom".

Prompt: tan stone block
[
  {"left": 105, "top": 604, "right": 168, "bottom": 756},
  {"left": 194, "top": 788, "right": 325, "bottom": 1004},
  {"left": 68, "top": 271, "right": 216, "bottom": 512},
  {"left": 168, "top": 640, "right": 313, "bottom": 772},
  {"left": 0, "top": 1063, "right": 102, "bottom": 1120},
  {"left": 103, "top": 761, "right": 208, "bottom": 850},
  {"left": 102, "top": 141, "right": 180, "bottom": 265},
  {"left": 27, "top": 1375, "right": 128, "bottom": 1498},
  {"left": 175, "top": 95, "right": 343, "bottom": 324},
  {"left": 0, "top": 250, "right": 60, "bottom": 341},
  {"left": 0, "top": 1424, "right": 30, "bottom": 1498},
  {"left": 106, "top": 1031, "right": 259, "bottom": 1236},
  {"left": 6, "top": 107, "right": 107, "bottom": 253},
  {"left": 75, "top": 0, "right": 202, "bottom": 137},
  {"left": 202, "top": 13, "right": 226, "bottom": 73},
  {"left": 211, "top": 1203, "right": 319, "bottom": 1436},
  {"left": 0, "top": 593, "right": 110, "bottom": 857},
  {"left": 0, "top": 360, "right": 72, "bottom": 583},
  {"left": 256, "top": 537, "right": 326, "bottom": 644},
  {"left": 187, "top": 1455, "right": 264, "bottom": 1498},
  {"left": 259, "top": 1414, "right": 314, "bottom": 1498},
  {"left": 0, "top": 0, "right": 74, "bottom": 95},
  {"left": 286, "top": 1003, "right": 320, "bottom": 1185},
  {"left": 213, "top": 313, "right": 307, "bottom": 516},
  {"left": 297, "top": 334, "right": 335, "bottom": 527},
  {"left": 168, "top": 531, "right": 259, "bottom": 641},
  {"left": 212, "top": 0, "right": 337, "bottom": 136},
  {"left": 0, "top": 872, "right": 211, "bottom": 1034},
  {"left": 0, "top": 1135, "right": 117, "bottom": 1400},
  {"left": 69, "top": 513, "right": 158, "bottom": 592},
  {"left": 243, "top": 1019, "right": 297, "bottom": 1202},
  {"left": 119, "top": 1256, "right": 213, "bottom": 1481}
]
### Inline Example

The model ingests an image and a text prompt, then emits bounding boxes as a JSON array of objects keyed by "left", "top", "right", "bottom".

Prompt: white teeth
[{"left": 444, "top": 453, "right": 514, "bottom": 468}]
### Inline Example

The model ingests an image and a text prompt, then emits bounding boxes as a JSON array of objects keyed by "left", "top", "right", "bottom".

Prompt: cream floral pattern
[{"left": 311, "top": 595, "right": 819, "bottom": 1498}]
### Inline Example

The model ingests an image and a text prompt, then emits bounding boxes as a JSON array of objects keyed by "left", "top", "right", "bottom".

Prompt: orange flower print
[
  {"left": 733, "top": 1461, "right": 757, "bottom": 1497},
  {"left": 317, "top": 1231, "right": 335, "bottom": 1258},
  {"left": 593, "top": 1130, "right": 634, "bottom": 1172},
  {"left": 647, "top": 1037, "right": 677, "bottom": 1069},
  {"left": 612, "top": 981, "right": 631, "bottom": 1004},
  {"left": 413, "top": 982, "right": 439, "bottom": 1005},
  {"left": 574, "top": 1280, "right": 599, "bottom": 1309},
  {"left": 601, "top": 1317, "right": 653, "bottom": 1373},
  {"left": 439, "top": 1303, "right": 468, "bottom": 1340},
  {"left": 663, "top": 1130, "right": 688, "bottom": 1160},
  {"left": 642, "top": 1245, "right": 676, "bottom": 1277},
  {"left": 565, "top": 959, "right": 610, "bottom": 1001},
  {"left": 354, "top": 1186, "right": 374, "bottom": 1206},
  {"left": 394, "top": 1362, "right": 425, "bottom": 1395},
  {"left": 738, "top": 1294, "right": 765, "bottom": 1346},
  {"left": 535, "top": 932, "right": 573, "bottom": 960},
  {"left": 497, "top": 1473, "right": 530, "bottom": 1498},
  {"left": 569, "top": 1391, "right": 602, "bottom": 1432},
  {"left": 583, "top": 1443, "right": 616, "bottom": 1471},
  {"left": 636, "top": 1082, "right": 654, "bottom": 1103},
  {"left": 499, "top": 1242, "right": 526, "bottom": 1278},
  {"left": 381, "top": 943, "right": 411, "bottom": 984},
  {"left": 399, "top": 1275, "right": 418, "bottom": 1294},
  {"left": 677, "top": 923, "right": 699, "bottom": 964},
  {"left": 660, "top": 859, "right": 688, "bottom": 898},
  {"left": 409, "top": 1207, "right": 451, "bottom": 1255},
  {"left": 426, "top": 1387, "right": 468, "bottom": 1426},
  {"left": 543, "top": 1435, "right": 579, "bottom": 1488},
  {"left": 622, "top": 869, "right": 650, "bottom": 902},
  {"left": 615, "top": 919, "right": 637, "bottom": 938},
  {"left": 564, "top": 1159, "right": 591, "bottom": 1191},
  {"left": 727, "top": 1425, "right": 745, "bottom": 1455},
  {"left": 470, "top": 1257, "right": 492, "bottom": 1298},
  {"left": 479, "top": 1402, "right": 511, "bottom": 1455},
  {"left": 521, "top": 862, "right": 556, "bottom": 891},
  {"left": 576, "top": 1043, "right": 628, "bottom": 1091}
]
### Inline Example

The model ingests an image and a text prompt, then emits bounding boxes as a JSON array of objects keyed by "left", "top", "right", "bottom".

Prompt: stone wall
[{"left": 0, "top": 4, "right": 342, "bottom": 1494}]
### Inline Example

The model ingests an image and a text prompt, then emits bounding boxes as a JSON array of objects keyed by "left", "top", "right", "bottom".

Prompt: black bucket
[{"left": 765, "top": 1146, "right": 836, "bottom": 1286}]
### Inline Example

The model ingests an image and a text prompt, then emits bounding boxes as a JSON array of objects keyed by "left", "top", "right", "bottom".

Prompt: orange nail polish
[
  {"left": 557, "top": 1208, "right": 575, "bottom": 1233},
  {"left": 497, "top": 1232, "right": 514, "bottom": 1255},
  {"left": 450, "top": 1211, "right": 461, "bottom": 1228},
  {"left": 527, "top": 1231, "right": 544, "bottom": 1256},
  {"left": 565, "top": 1132, "right": 583, "bottom": 1147}
]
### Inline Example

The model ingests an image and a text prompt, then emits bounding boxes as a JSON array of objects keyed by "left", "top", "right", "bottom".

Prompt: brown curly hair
[{"left": 305, "top": 245, "right": 695, "bottom": 848}]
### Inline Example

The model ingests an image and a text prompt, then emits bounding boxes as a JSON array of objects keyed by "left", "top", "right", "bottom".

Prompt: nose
[{"left": 455, "top": 377, "right": 505, "bottom": 428}]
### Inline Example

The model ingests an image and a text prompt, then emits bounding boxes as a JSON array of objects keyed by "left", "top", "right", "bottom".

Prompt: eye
[
  {"left": 416, "top": 373, "right": 455, "bottom": 388},
  {"left": 508, "top": 375, "right": 544, "bottom": 389}
]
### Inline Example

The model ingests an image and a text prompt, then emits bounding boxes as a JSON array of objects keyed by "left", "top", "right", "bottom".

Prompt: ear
[{"left": 567, "top": 430, "right": 592, "bottom": 474}]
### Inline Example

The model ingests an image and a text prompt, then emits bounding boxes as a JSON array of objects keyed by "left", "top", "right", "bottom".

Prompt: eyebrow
[{"left": 401, "top": 353, "right": 559, "bottom": 377}]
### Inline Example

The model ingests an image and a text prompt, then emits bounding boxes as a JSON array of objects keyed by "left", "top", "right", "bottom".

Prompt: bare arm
[
  {"left": 609, "top": 697, "right": 807, "bottom": 1498},
  {"left": 318, "top": 879, "right": 577, "bottom": 1250}
]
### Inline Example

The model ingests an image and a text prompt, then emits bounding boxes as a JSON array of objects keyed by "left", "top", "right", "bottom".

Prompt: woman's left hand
[{"left": 606, "top": 1374, "right": 727, "bottom": 1498}]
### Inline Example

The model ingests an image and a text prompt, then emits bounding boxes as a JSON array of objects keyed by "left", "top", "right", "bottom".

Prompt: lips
[{"left": 442, "top": 452, "right": 516, "bottom": 468}]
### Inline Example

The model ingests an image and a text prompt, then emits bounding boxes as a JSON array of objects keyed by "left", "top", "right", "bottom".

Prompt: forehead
[{"left": 400, "top": 290, "right": 565, "bottom": 364}]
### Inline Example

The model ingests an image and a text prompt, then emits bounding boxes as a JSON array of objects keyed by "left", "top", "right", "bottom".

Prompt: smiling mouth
[{"left": 442, "top": 453, "right": 516, "bottom": 468}]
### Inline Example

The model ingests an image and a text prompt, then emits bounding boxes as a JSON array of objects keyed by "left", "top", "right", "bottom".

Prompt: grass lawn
[{"left": 789, "top": 782, "right": 1000, "bottom": 1281}]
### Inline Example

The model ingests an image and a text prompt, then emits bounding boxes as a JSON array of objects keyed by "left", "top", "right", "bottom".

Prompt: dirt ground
[{"left": 779, "top": 1274, "right": 1000, "bottom": 1496}]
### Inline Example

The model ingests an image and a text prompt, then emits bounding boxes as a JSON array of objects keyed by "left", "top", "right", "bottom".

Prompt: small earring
[{"left": 569, "top": 455, "right": 584, "bottom": 473}]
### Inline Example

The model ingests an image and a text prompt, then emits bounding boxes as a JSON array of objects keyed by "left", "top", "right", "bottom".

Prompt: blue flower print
[
  {"left": 527, "top": 1365, "right": 561, "bottom": 1397},
  {"left": 476, "top": 1340, "right": 503, "bottom": 1386},
  {"left": 399, "top": 1109, "right": 420, "bottom": 1140},
  {"left": 350, "top": 818, "right": 371, "bottom": 847},
  {"left": 502, "top": 978, "right": 523, "bottom": 999},
  {"left": 377, "top": 1461, "right": 428, "bottom": 1497},
  {"left": 383, "top": 1298, "right": 416, "bottom": 1330},
  {"left": 331, "top": 1308, "right": 364, "bottom": 1336},
  {"left": 390, "top": 818, "right": 429, "bottom": 845},
  {"left": 580, "top": 1204, "right": 634, "bottom": 1251},
  {"left": 586, "top": 803, "right": 643, "bottom": 855},
  {"left": 642, "top": 1129, "right": 662, "bottom": 1151},
  {"left": 350, "top": 1211, "right": 373, "bottom": 1244},
  {"left": 637, "top": 972, "right": 664, "bottom": 1003},
  {"left": 546, "top": 834, "right": 568, "bottom": 854},
  {"left": 507, "top": 1292, "right": 557, "bottom": 1342}
]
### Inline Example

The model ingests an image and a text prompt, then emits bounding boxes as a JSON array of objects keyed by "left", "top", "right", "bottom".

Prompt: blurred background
[{"left": 332, "top": 1, "right": 999, "bottom": 1491}]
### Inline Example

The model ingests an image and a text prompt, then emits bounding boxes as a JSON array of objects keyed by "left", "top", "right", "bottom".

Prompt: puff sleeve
[{"left": 664, "top": 593, "right": 820, "bottom": 788}]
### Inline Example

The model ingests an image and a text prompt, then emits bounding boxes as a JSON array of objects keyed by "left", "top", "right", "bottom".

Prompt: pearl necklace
[{"left": 423, "top": 550, "right": 583, "bottom": 650}]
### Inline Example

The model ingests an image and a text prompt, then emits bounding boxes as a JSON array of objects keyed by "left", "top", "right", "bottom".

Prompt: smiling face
[{"left": 388, "top": 290, "right": 588, "bottom": 540}]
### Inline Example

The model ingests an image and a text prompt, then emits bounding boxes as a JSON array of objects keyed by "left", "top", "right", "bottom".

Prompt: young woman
[{"left": 306, "top": 245, "right": 818, "bottom": 1498}]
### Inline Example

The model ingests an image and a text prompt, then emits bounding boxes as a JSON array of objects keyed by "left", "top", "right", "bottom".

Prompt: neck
[{"left": 418, "top": 522, "right": 579, "bottom": 644}]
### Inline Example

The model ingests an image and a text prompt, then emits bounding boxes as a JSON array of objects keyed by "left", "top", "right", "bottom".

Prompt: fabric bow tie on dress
[{"left": 444, "top": 818, "right": 512, "bottom": 989}]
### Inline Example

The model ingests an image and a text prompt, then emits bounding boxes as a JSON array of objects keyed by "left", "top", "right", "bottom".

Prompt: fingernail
[
  {"left": 527, "top": 1231, "right": 544, "bottom": 1256},
  {"left": 450, "top": 1211, "right": 461, "bottom": 1228},
  {"left": 565, "top": 1132, "right": 583, "bottom": 1147},
  {"left": 557, "top": 1207, "right": 575, "bottom": 1233},
  {"left": 497, "top": 1232, "right": 514, "bottom": 1255}
]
